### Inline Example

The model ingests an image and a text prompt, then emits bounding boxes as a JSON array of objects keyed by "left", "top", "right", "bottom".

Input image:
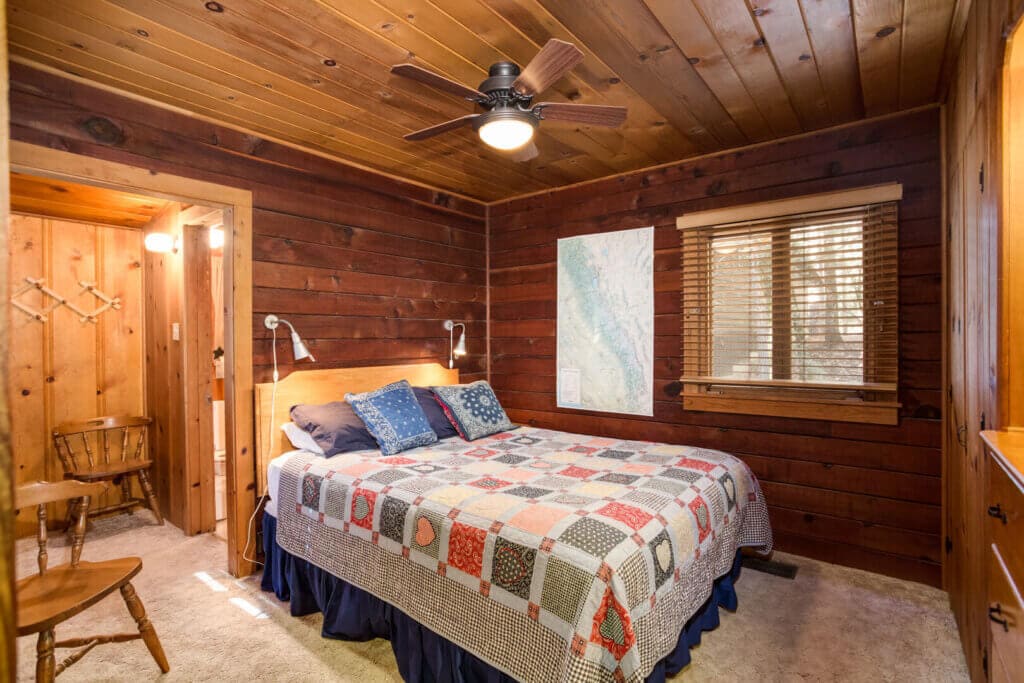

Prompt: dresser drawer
[
  {"left": 988, "top": 455, "right": 1024, "bottom": 584},
  {"left": 988, "top": 545, "right": 1024, "bottom": 680}
]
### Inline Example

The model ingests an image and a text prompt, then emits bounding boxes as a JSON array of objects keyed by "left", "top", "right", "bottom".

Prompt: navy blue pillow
[
  {"left": 413, "top": 387, "right": 458, "bottom": 440},
  {"left": 346, "top": 380, "right": 437, "bottom": 455},
  {"left": 289, "top": 402, "right": 378, "bottom": 457}
]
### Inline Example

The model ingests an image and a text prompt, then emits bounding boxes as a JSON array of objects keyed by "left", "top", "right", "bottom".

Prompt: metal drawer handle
[
  {"left": 988, "top": 504, "right": 1008, "bottom": 524},
  {"left": 989, "top": 604, "right": 1010, "bottom": 632}
]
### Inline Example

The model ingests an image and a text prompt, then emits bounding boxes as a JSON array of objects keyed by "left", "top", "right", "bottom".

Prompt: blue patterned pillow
[
  {"left": 346, "top": 380, "right": 438, "bottom": 455},
  {"left": 430, "top": 381, "right": 515, "bottom": 441}
]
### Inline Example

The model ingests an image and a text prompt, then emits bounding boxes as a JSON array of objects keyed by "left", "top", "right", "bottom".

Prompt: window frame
[{"left": 676, "top": 183, "right": 902, "bottom": 425}]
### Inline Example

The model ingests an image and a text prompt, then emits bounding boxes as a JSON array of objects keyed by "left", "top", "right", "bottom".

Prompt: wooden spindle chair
[
  {"left": 52, "top": 416, "right": 163, "bottom": 526},
  {"left": 15, "top": 480, "right": 170, "bottom": 681}
]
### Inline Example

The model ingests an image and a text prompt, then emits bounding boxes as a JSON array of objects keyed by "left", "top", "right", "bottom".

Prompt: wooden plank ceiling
[
  {"left": 10, "top": 172, "right": 171, "bottom": 228},
  {"left": 6, "top": 0, "right": 966, "bottom": 201}
]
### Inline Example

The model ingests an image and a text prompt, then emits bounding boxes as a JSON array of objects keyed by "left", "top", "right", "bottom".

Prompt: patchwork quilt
[{"left": 273, "top": 427, "right": 772, "bottom": 682}]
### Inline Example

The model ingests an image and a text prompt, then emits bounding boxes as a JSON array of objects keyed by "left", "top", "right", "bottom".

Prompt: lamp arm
[
  {"left": 449, "top": 324, "right": 455, "bottom": 369},
  {"left": 443, "top": 319, "right": 466, "bottom": 369}
]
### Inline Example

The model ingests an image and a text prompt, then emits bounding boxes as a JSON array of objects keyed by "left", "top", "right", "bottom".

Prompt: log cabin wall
[
  {"left": 943, "top": 0, "right": 1019, "bottom": 680},
  {"left": 488, "top": 108, "right": 944, "bottom": 587},
  {"left": 7, "top": 63, "right": 489, "bottom": 390}
]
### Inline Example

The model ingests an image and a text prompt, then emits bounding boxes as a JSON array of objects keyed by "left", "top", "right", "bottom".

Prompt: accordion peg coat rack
[{"left": 10, "top": 276, "right": 121, "bottom": 324}]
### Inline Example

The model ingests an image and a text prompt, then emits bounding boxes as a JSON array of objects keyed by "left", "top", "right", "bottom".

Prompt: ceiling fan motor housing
[{"left": 480, "top": 62, "right": 521, "bottom": 95}]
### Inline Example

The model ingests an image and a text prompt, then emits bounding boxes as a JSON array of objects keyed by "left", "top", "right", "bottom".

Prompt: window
[{"left": 677, "top": 185, "right": 901, "bottom": 424}]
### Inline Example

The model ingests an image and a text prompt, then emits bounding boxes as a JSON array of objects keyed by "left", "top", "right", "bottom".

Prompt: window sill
[{"left": 681, "top": 394, "right": 900, "bottom": 425}]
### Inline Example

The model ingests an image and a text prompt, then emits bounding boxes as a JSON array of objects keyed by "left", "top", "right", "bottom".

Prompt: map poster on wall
[{"left": 557, "top": 226, "right": 654, "bottom": 416}]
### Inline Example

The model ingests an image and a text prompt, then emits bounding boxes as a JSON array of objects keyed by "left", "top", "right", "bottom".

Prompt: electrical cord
[{"left": 241, "top": 323, "right": 277, "bottom": 566}]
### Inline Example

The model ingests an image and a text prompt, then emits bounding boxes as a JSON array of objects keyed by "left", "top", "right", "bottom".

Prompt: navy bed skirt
[{"left": 261, "top": 514, "right": 742, "bottom": 682}]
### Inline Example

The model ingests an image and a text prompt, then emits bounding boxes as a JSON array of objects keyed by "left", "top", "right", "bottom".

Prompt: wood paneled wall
[
  {"left": 943, "top": 0, "right": 1021, "bottom": 680},
  {"left": 489, "top": 108, "right": 944, "bottom": 586},
  {"left": 142, "top": 203, "right": 186, "bottom": 531},
  {"left": 7, "top": 63, "right": 489, "bottom": 392},
  {"left": 8, "top": 214, "right": 145, "bottom": 536}
]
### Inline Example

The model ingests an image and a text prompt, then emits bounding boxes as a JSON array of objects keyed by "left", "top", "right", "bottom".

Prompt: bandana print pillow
[
  {"left": 430, "top": 381, "right": 515, "bottom": 441},
  {"left": 346, "top": 380, "right": 438, "bottom": 455}
]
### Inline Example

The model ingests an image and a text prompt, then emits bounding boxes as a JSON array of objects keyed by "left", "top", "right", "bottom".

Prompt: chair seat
[
  {"left": 16, "top": 558, "right": 143, "bottom": 635},
  {"left": 66, "top": 460, "right": 153, "bottom": 481}
]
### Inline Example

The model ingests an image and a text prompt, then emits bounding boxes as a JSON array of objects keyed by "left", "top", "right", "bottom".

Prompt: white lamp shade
[
  {"left": 144, "top": 232, "right": 176, "bottom": 253},
  {"left": 290, "top": 331, "right": 315, "bottom": 362},
  {"left": 478, "top": 118, "right": 535, "bottom": 150},
  {"left": 453, "top": 330, "right": 467, "bottom": 357}
]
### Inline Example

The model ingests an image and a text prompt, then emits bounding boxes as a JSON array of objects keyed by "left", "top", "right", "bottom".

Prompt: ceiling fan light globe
[{"left": 478, "top": 117, "right": 535, "bottom": 150}]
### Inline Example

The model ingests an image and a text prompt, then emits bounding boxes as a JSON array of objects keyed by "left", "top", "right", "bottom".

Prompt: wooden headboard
[{"left": 254, "top": 362, "right": 459, "bottom": 494}]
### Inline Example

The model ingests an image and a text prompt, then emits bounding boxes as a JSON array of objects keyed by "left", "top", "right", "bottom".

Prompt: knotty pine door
[{"left": 8, "top": 214, "right": 145, "bottom": 536}]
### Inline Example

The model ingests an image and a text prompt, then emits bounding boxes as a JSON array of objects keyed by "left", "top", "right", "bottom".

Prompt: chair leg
[
  {"left": 121, "top": 476, "right": 134, "bottom": 515},
  {"left": 64, "top": 497, "right": 79, "bottom": 534},
  {"left": 120, "top": 582, "right": 170, "bottom": 673},
  {"left": 137, "top": 470, "right": 164, "bottom": 525},
  {"left": 36, "top": 629, "right": 55, "bottom": 682}
]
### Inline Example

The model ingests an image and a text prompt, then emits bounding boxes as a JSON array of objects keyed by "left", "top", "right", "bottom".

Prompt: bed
[{"left": 256, "top": 363, "right": 772, "bottom": 682}]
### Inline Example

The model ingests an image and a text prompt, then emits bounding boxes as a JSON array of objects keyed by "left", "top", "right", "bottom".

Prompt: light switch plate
[{"left": 172, "top": 322, "right": 180, "bottom": 341}]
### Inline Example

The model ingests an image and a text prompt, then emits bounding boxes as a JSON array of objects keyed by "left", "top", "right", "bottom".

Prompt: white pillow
[{"left": 281, "top": 422, "right": 325, "bottom": 455}]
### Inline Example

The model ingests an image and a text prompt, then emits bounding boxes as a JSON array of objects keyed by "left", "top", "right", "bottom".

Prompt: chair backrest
[
  {"left": 15, "top": 481, "right": 106, "bottom": 576},
  {"left": 52, "top": 415, "right": 151, "bottom": 475}
]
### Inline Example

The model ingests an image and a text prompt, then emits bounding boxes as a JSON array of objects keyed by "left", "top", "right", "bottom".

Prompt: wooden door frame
[
  {"left": 1, "top": 0, "right": 15, "bottom": 677},
  {"left": 182, "top": 222, "right": 216, "bottom": 536},
  {"left": 1001, "top": 17, "right": 1024, "bottom": 431},
  {"left": 9, "top": 141, "right": 257, "bottom": 578}
]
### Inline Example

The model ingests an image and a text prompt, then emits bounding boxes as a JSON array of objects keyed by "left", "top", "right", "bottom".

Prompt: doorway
[
  {"left": 10, "top": 141, "right": 257, "bottom": 577},
  {"left": 9, "top": 176, "right": 223, "bottom": 543},
  {"left": 176, "top": 204, "right": 230, "bottom": 540}
]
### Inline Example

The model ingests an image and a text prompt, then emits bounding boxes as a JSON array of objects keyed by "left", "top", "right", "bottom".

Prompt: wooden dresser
[{"left": 980, "top": 431, "right": 1024, "bottom": 682}]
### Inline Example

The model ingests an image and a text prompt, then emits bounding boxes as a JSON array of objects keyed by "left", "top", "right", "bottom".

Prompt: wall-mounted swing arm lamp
[
  {"left": 443, "top": 319, "right": 466, "bottom": 369},
  {"left": 264, "top": 315, "right": 316, "bottom": 379},
  {"left": 253, "top": 314, "right": 316, "bottom": 567}
]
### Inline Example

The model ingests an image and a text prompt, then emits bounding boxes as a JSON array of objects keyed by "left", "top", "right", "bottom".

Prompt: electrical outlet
[{"left": 172, "top": 322, "right": 181, "bottom": 341}]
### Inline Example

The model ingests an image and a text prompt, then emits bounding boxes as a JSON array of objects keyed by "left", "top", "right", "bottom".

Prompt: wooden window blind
[{"left": 679, "top": 199, "right": 899, "bottom": 423}]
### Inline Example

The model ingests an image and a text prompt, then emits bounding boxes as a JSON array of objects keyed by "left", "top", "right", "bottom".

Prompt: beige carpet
[{"left": 15, "top": 512, "right": 968, "bottom": 682}]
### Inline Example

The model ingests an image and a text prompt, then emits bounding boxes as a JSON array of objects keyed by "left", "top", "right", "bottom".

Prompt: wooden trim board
[
  {"left": 9, "top": 141, "right": 257, "bottom": 578},
  {"left": 254, "top": 363, "right": 458, "bottom": 495},
  {"left": 1002, "top": 28, "right": 1024, "bottom": 430},
  {"left": 0, "top": 0, "right": 16, "bottom": 677},
  {"left": 682, "top": 395, "right": 900, "bottom": 426},
  {"left": 676, "top": 183, "right": 904, "bottom": 229},
  {"left": 183, "top": 223, "right": 215, "bottom": 535}
]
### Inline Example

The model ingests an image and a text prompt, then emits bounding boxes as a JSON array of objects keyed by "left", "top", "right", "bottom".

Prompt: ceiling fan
[{"left": 390, "top": 39, "right": 627, "bottom": 161}]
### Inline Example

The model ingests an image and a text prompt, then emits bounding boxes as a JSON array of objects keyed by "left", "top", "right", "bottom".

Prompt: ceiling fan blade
[
  {"left": 504, "top": 141, "right": 539, "bottom": 162},
  {"left": 391, "top": 63, "right": 485, "bottom": 100},
  {"left": 534, "top": 102, "right": 628, "bottom": 127},
  {"left": 404, "top": 114, "right": 480, "bottom": 141},
  {"left": 513, "top": 39, "right": 584, "bottom": 97}
]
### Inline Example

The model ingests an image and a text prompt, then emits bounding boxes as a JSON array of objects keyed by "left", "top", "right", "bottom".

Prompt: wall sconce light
[
  {"left": 443, "top": 319, "right": 466, "bottom": 369},
  {"left": 209, "top": 224, "right": 225, "bottom": 249},
  {"left": 265, "top": 314, "right": 316, "bottom": 366},
  {"left": 144, "top": 232, "right": 178, "bottom": 254}
]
